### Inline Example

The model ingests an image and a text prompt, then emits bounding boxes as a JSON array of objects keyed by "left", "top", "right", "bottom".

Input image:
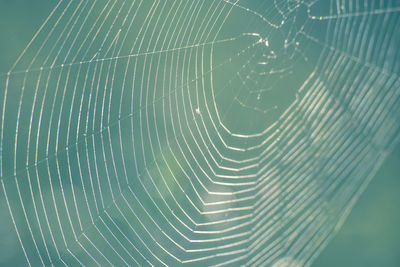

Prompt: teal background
[
  {"left": 313, "top": 143, "right": 400, "bottom": 267},
  {"left": 0, "top": 1, "right": 399, "bottom": 266}
]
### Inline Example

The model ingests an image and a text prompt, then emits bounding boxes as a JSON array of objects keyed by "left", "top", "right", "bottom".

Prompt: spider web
[{"left": 0, "top": 0, "right": 399, "bottom": 266}]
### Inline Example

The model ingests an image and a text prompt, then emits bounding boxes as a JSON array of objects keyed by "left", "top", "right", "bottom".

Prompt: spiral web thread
[{"left": 0, "top": 0, "right": 399, "bottom": 266}]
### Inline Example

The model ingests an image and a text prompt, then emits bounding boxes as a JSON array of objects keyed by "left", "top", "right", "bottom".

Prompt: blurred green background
[
  {"left": 313, "top": 143, "right": 400, "bottom": 267},
  {"left": 0, "top": 1, "right": 399, "bottom": 266}
]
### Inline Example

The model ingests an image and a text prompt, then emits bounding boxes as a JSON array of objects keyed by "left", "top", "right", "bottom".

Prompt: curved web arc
[{"left": 0, "top": 0, "right": 399, "bottom": 266}]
